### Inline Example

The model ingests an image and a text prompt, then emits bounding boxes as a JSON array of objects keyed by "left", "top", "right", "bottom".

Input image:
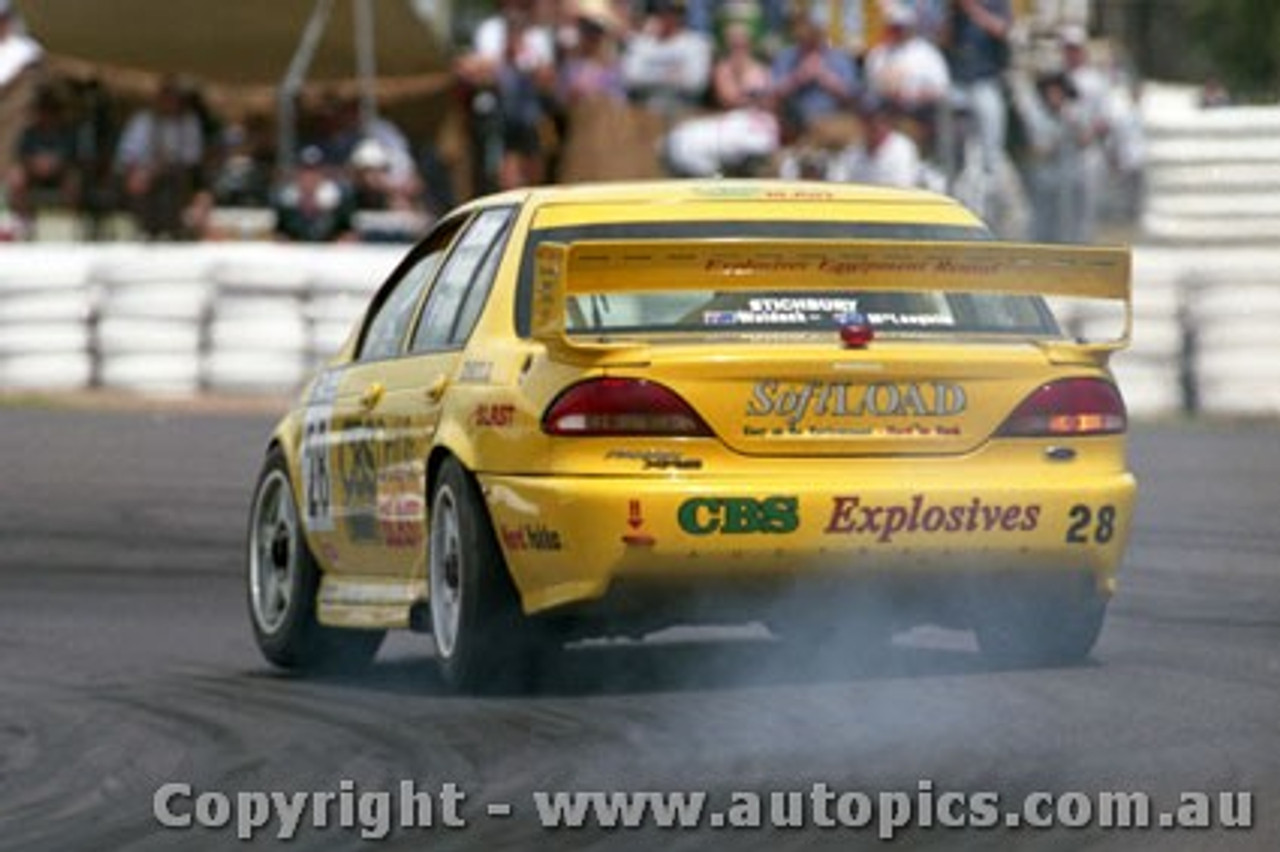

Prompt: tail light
[
  {"left": 542, "top": 378, "right": 713, "bottom": 437},
  {"left": 997, "top": 378, "right": 1127, "bottom": 437}
]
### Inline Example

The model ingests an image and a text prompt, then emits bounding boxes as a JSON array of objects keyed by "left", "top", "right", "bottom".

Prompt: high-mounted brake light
[
  {"left": 542, "top": 378, "right": 713, "bottom": 437},
  {"left": 997, "top": 378, "right": 1127, "bottom": 437}
]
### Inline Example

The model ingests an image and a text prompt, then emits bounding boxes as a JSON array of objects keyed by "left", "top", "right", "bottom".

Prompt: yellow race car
[{"left": 246, "top": 180, "right": 1136, "bottom": 690}]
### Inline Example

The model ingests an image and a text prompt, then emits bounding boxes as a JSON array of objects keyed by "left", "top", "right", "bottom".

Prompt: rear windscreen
[{"left": 515, "top": 221, "right": 1061, "bottom": 340}]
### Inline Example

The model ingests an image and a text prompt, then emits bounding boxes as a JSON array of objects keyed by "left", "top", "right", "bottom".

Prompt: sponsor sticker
[
  {"left": 472, "top": 403, "right": 516, "bottom": 428},
  {"left": 677, "top": 496, "right": 799, "bottom": 535},
  {"left": 500, "top": 524, "right": 563, "bottom": 552},
  {"left": 457, "top": 360, "right": 494, "bottom": 384},
  {"left": 605, "top": 449, "right": 703, "bottom": 470},
  {"left": 746, "top": 380, "right": 967, "bottom": 430},
  {"left": 824, "top": 495, "right": 1042, "bottom": 544},
  {"left": 301, "top": 405, "right": 334, "bottom": 531}
]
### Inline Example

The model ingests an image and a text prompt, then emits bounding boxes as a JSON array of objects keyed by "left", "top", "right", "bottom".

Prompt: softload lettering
[
  {"left": 678, "top": 496, "right": 799, "bottom": 535},
  {"left": 747, "top": 381, "right": 967, "bottom": 428},
  {"left": 824, "top": 495, "right": 1041, "bottom": 544}
]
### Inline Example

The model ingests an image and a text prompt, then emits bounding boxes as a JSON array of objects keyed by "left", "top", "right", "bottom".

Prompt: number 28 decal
[{"left": 1065, "top": 504, "right": 1116, "bottom": 544}]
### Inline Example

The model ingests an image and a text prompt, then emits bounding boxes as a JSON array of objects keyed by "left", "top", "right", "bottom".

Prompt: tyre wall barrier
[{"left": 0, "top": 245, "right": 401, "bottom": 395}]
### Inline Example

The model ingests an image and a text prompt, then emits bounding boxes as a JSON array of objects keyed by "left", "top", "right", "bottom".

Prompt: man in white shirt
[
  {"left": 864, "top": 3, "right": 950, "bottom": 116},
  {"left": 1060, "top": 26, "right": 1110, "bottom": 243},
  {"left": 829, "top": 95, "right": 922, "bottom": 189},
  {"left": 622, "top": 0, "right": 713, "bottom": 118}
]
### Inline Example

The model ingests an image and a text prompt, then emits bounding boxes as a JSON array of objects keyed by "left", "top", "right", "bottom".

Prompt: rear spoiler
[{"left": 532, "top": 239, "right": 1131, "bottom": 364}]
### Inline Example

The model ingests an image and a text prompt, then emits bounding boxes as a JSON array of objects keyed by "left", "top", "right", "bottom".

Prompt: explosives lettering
[{"left": 824, "top": 494, "right": 1042, "bottom": 544}]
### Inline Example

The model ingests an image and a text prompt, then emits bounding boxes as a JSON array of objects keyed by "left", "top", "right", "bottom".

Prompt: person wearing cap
[
  {"left": 864, "top": 2, "right": 950, "bottom": 134},
  {"left": 272, "top": 145, "right": 356, "bottom": 243},
  {"left": 828, "top": 94, "right": 922, "bottom": 189},
  {"left": 621, "top": 0, "right": 713, "bottom": 119},
  {"left": 1060, "top": 26, "right": 1110, "bottom": 243}
]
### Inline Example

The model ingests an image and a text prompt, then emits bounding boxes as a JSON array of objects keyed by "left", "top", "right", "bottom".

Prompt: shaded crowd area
[{"left": 0, "top": 0, "right": 1146, "bottom": 245}]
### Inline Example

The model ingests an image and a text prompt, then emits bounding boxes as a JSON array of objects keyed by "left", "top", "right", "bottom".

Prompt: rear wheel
[
  {"left": 247, "top": 448, "right": 384, "bottom": 672},
  {"left": 972, "top": 574, "right": 1107, "bottom": 667},
  {"left": 429, "top": 457, "right": 554, "bottom": 692}
]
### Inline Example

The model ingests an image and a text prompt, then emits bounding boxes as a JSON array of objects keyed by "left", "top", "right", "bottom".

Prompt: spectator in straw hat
[{"left": 559, "top": 0, "right": 627, "bottom": 107}]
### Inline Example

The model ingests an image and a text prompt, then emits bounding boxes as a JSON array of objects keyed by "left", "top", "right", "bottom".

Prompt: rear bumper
[{"left": 479, "top": 468, "right": 1137, "bottom": 617}]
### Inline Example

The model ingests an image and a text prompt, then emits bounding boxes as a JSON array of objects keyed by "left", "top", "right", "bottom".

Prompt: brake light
[
  {"left": 542, "top": 378, "right": 713, "bottom": 437},
  {"left": 997, "top": 378, "right": 1127, "bottom": 437}
]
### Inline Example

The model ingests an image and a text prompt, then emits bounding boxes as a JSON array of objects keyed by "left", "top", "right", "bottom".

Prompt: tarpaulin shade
[{"left": 21, "top": 0, "right": 446, "bottom": 84}]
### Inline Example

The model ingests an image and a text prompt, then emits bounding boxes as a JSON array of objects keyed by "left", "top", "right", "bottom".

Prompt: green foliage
[{"left": 1190, "top": 0, "right": 1280, "bottom": 96}]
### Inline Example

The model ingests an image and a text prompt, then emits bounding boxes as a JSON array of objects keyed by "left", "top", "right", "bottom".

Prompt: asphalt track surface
[{"left": 1, "top": 405, "right": 1277, "bottom": 850}]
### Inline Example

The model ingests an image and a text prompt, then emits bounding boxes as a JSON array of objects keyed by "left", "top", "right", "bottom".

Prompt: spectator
[
  {"left": 272, "top": 145, "right": 356, "bottom": 243},
  {"left": 461, "top": 0, "right": 556, "bottom": 76},
  {"left": 7, "top": 87, "right": 79, "bottom": 226},
  {"left": 456, "top": 0, "right": 556, "bottom": 191},
  {"left": 559, "top": 0, "right": 627, "bottom": 107},
  {"left": 621, "top": 0, "right": 713, "bottom": 119},
  {"left": 0, "top": 0, "right": 40, "bottom": 96},
  {"left": 115, "top": 76, "right": 205, "bottom": 239},
  {"left": 301, "top": 93, "right": 362, "bottom": 168},
  {"left": 1059, "top": 26, "right": 1108, "bottom": 242},
  {"left": 770, "top": 12, "right": 858, "bottom": 139},
  {"left": 944, "top": 0, "right": 1012, "bottom": 176},
  {"left": 208, "top": 114, "right": 275, "bottom": 208},
  {"left": 864, "top": 3, "right": 950, "bottom": 121},
  {"left": 349, "top": 138, "right": 423, "bottom": 212},
  {"left": 0, "top": 0, "right": 43, "bottom": 196},
  {"left": 711, "top": 21, "right": 772, "bottom": 111},
  {"left": 182, "top": 115, "right": 275, "bottom": 240},
  {"left": 66, "top": 76, "right": 119, "bottom": 241},
  {"left": 829, "top": 95, "right": 922, "bottom": 188},
  {"left": 1011, "top": 72, "right": 1090, "bottom": 244}
]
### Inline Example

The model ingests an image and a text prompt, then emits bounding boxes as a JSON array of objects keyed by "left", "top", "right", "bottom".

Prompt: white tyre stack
[
  {"left": 205, "top": 254, "right": 310, "bottom": 393},
  {"left": 95, "top": 251, "right": 211, "bottom": 394},
  {"left": 0, "top": 252, "right": 95, "bottom": 391},
  {"left": 1195, "top": 282, "right": 1280, "bottom": 415},
  {"left": 303, "top": 247, "right": 396, "bottom": 368},
  {"left": 1111, "top": 253, "right": 1185, "bottom": 418}
]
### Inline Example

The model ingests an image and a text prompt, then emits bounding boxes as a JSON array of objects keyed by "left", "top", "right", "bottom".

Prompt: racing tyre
[
  {"left": 429, "top": 458, "right": 553, "bottom": 692},
  {"left": 247, "top": 448, "right": 384, "bottom": 672},
  {"left": 972, "top": 574, "right": 1107, "bottom": 668}
]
